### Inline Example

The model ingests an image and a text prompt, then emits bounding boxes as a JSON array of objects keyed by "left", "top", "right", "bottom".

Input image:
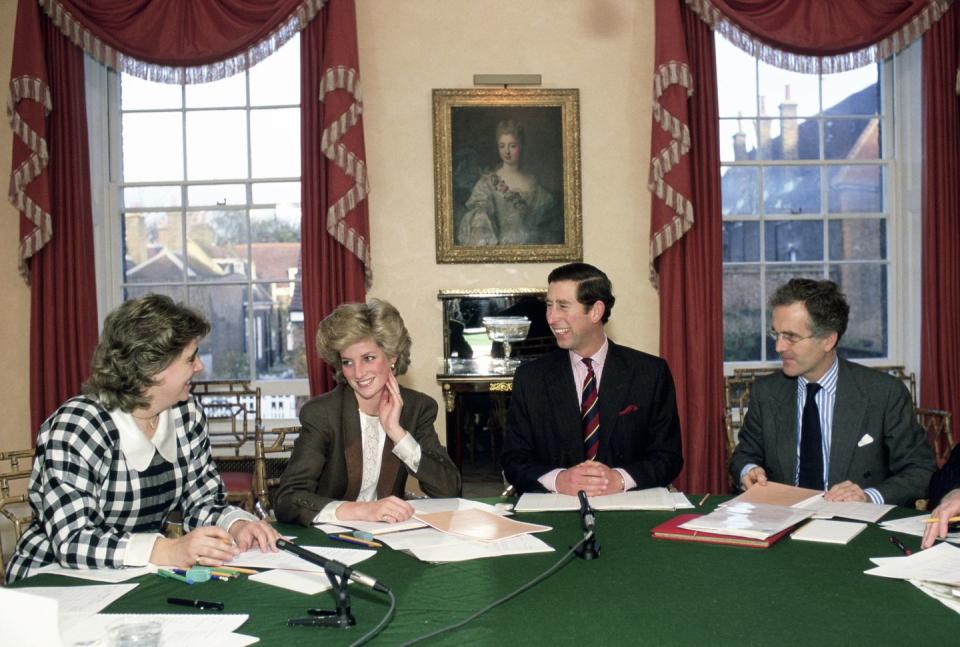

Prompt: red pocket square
[{"left": 618, "top": 404, "right": 639, "bottom": 416}]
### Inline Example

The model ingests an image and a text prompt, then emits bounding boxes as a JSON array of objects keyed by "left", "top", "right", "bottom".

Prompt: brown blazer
[{"left": 272, "top": 383, "right": 461, "bottom": 526}]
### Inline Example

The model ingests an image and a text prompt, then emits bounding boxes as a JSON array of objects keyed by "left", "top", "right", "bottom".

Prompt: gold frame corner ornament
[{"left": 432, "top": 88, "right": 582, "bottom": 264}]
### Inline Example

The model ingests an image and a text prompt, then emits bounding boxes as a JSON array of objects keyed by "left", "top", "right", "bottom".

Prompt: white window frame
[{"left": 85, "top": 55, "right": 310, "bottom": 415}]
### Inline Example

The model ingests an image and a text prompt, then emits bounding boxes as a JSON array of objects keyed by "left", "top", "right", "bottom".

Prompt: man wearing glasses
[{"left": 730, "top": 279, "right": 934, "bottom": 506}]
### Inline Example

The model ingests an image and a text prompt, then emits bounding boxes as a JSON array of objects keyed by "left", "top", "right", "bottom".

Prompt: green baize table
[{"left": 15, "top": 498, "right": 960, "bottom": 646}]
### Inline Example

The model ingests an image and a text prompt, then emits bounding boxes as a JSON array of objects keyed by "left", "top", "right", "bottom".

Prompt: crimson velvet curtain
[
  {"left": 921, "top": 4, "right": 960, "bottom": 432},
  {"left": 652, "top": 0, "right": 955, "bottom": 491},
  {"left": 8, "top": 0, "right": 369, "bottom": 436}
]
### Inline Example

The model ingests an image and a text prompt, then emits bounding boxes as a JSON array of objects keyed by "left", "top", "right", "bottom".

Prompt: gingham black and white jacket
[{"left": 5, "top": 395, "right": 249, "bottom": 583}]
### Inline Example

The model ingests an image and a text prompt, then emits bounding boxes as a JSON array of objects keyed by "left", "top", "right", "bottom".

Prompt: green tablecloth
[{"left": 14, "top": 499, "right": 960, "bottom": 645}]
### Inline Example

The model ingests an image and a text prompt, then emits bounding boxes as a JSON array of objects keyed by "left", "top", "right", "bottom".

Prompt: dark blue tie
[{"left": 798, "top": 383, "right": 824, "bottom": 489}]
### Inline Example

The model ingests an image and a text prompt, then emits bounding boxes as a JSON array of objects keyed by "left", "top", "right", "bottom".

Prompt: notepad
[{"left": 791, "top": 519, "right": 867, "bottom": 544}]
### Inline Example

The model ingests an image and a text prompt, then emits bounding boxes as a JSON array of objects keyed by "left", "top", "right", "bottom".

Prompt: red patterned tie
[{"left": 581, "top": 358, "right": 599, "bottom": 461}]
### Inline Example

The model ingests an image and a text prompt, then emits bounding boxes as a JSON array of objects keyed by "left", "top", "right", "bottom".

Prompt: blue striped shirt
[{"left": 796, "top": 358, "right": 883, "bottom": 504}]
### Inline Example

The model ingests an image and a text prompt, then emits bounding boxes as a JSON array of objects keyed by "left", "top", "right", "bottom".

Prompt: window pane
[
  {"left": 762, "top": 117, "right": 820, "bottom": 161},
  {"left": 188, "top": 184, "right": 247, "bottom": 207},
  {"left": 124, "top": 212, "right": 183, "bottom": 283},
  {"left": 723, "top": 222, "right": 760, "bottom": 262},
  {"left": 124, "top": 186, "right": 181, "bottom": 209},
  {"left": 763, "top": 166, "right": 820, "bottom": 215},
  {"left": 827, "top": 165, "right": 883, "bottom": 213},
  {"left": 716, "top": 36, "right": 757, "bottom": 118},
  {"left": 830, "top": 263, "right": 887, "bottom": 358},
  {"left": 121, "top": 74, "right": 181, "bottom": 110},
  {"left": 721, "top": 166, "right": 759, "bottom": 216},
  {"left": 822, "top": 65, "right": 879, "bottom": 115},
  {"left": 251, "top": 207, "right": 301, "bottom": 245},
  {"left": 253, "top": 181, "right": 300, "bottom": 205},
  {"left": 123, "top": 284, "right": 184, "bottom": 302},
  {"left": 764, "top": 220, "right": 823, "bottom": 262},
  {"left": 188, "top": 284, "right": 251, "bottom": 379},
  {"left": 251, "top": 108, "right": 300, "bottom": 178},
  {"left": 250, "top": 34, "right": 301, "bottom": 106},
  {"left": 757, "top": 65, "right": 819, "bottom": 116},
  {"left": 186, "top": 211, "right": 249, "bottom": 281},
  {"left": 825, "top": 116, "right": 880, "bottom": 160},
  {"left": 719, "top": 118, "right": 758, "bottom": 163},
  {"left": 724, "top": 266, "right": 762, "bottom": 361},
  {"left": 185, "top": 73, "right": 246, "bottom": 108},
  {"left": 185, "top": 110, "right": 248, "bottom": 180},
  {"left": 254, "top": 282, "right": 307, "bottom": 380},
  {"left": 122, "top": 113, "right": 183, "bottom": 181},
  {"left": 829, "top": 219, "right": 886, "bottom": 260}
]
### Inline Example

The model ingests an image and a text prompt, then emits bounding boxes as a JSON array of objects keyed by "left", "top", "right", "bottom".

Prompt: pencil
[
  {"left": 216, "top": 566, "right": 258, "bottom": 575},
  {"left": 330, "top": 533, "right": 382, "bottom": 549},
  {"left": 698, "top": 493, "right": 711, "bottom": 506},
  {"left": 922, "top": 515, "right": 960, "bottom": 524}
]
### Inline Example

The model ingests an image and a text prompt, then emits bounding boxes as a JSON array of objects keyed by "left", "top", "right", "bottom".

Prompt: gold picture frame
[{"left": 433, "top": 88, "right": 582, "bottom": 263}]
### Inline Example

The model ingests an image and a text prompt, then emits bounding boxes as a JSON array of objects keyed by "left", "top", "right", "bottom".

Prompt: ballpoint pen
[
  {"left": 167, "top": 597, "right": 224, "bottom": 611},
  {"left": 329, "top": 533, "right": 382, "bottom": 548},
  {"left": 889, "top": 535, "right": 912, "bottom": 556}
]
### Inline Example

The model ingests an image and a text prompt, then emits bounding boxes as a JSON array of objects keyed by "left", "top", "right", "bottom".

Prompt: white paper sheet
[
  {"left": 407, "top": 533, "right": 555, "bottom": 563},
  {"left": 515, "top": 487, "right": 676, "bottom": 512},
  {"left": 248, "top": 568, "right": 349, "bottom": 595},
  {"left": 65, "top": 613, "right": 252, "bottom": 647},
  {"left": 36, "top": 563, "right": 156, "bottom": 582},
  {"left": 14, "top": 583, "right": 137, "bottom": 616},
  {"left": 864, "top": 541, "right": 960, "bottom": 585},
  {"left": 793, "top": 494, "right": 895, "bottom": 523},
  {"left": 671, "top": 492, "right": 695, "bottom": 509},
  {"left": 790, "top": 519, "right": 867, "bottom": 544},
  {"left": 909, "top": 579, "right": 960, "bottom": 615},
  {"left": 880, "top": 514, "right": 960, "bottom": 542},
  {"left": 377, "top": 527, "right": 469, "bottom": 551},
  {"left": 330, "top": 498, "right": 506, "bottom": 535},
  {"left": 0, "top": 588, "right": 61, "bottom": 647},
  {"left": 225, "top": 545, "right": 374, "bottom": 572}
]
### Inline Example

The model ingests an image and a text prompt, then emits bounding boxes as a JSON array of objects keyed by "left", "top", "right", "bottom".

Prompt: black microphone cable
[
  {"left": 398, "top": 531, "right": 594, "bottom": 646},
  {"left": 348, "top": 588, "right": 397, "bottom": 647}
]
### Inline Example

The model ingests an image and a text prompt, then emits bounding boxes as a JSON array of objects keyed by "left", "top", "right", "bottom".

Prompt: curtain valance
[
  {"left": 37, "top": 0, "right": 325, "bottom": 83},
  {"left": 687, "top": 0, "right": 953, "bottom": 74}
]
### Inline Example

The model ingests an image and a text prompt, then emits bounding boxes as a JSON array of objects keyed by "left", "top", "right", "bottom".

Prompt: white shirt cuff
[
  {"left": 126, "top": 532, "right": 162, "bottom": 566},
  {"left": 313, "top": 501, "right": 345, "bottom": 524},
  {"left": 392, "top": 432, "right": 422, "bottom": 472},
  {"left": 220, "top": 507, "right": 258, "bottom": 533},
  {"left": 615, "top": 468, "right": 635, "bottom": 491},
  {"left": 864, "top": 487, "right": 884, "bottom": 504},
  {"left": 740, "top": 463, "right": 760, "bottom": 489},
  {"left": 538, "top": 468, "right": 564, "bottom": 492}
]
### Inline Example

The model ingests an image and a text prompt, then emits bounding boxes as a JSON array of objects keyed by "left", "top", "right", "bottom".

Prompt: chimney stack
[{"left": 780, "top": 85, "right": 798, "bottom": 160}]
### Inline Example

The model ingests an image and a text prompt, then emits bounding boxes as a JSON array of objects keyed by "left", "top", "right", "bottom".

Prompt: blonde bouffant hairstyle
[{"left": 316, "top": 299, "right": 412, "bottom": 383}]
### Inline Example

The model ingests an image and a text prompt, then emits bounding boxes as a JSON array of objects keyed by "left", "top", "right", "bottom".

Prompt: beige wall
[
  {"left": 0, "top": 0, "right": 659, "bottom": 447},
  {"left": 0, "top": 0, "right": 32, "bottom": 452}
]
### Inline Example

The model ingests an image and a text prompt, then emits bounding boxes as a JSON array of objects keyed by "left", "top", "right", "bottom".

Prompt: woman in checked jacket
[{"left": 5, "top": 294, "right": 278, "bottom": 583}]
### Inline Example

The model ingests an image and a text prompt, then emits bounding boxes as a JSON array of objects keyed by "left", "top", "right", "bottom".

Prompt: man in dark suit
[
  {"left": 730, "top": 279, "right": 934, "bottom": 506},
  {"left": 922, "top": 446, "right": 960, "bottom": 548},
  {"left": 500, "top": 263, "right": 683, "bottom": 495}
]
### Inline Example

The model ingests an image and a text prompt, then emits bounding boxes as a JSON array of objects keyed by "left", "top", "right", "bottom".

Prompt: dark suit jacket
[
  {"left": 929, "top": 444, "right": 960, "bottom": 508},
  {"left": 500, "top": 341, "right": 683, "bottom": 494},
  {"left": 730, "top": 358, "right": 935, "bottom": 506},
  {"left": 272, "top": 384, "right": 461, "bottom": 526}
]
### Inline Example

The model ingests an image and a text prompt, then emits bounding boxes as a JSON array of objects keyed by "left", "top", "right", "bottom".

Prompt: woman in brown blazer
[{"left": 272, "top": 299, "right": 460, "bottom": 527}]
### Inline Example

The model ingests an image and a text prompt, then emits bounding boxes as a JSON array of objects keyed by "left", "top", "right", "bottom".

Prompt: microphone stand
[
  {"left": 575, "top": 490, "right": 600, "bottom": 560},
  {"left": 279, "top": 539, "right": 358, "bottom": 628}
]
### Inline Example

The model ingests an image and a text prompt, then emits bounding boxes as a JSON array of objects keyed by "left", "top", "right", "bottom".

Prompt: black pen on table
[
  {"left": 888, "top": 535, "right": 912, "bottom": 556},
  {"left": 167, "top": 597, "right": 224, "bottom": 611}
]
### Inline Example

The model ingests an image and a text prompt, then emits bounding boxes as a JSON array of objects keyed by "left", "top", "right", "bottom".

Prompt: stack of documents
[
  {"left": 679, "top": 502, "right": 815, "bottom": 541},
  {"left": 515, "top": 487, "right": 677, "bottom": 512},
  {"left": 725, "top": 482, "right": 895, "bottom": 523},
  {"left": 790, "top": 519, "right": 868, "bottom": 545},
  {"left": 865, "top": 541, "right": 960, "bottom": 615},
  {"left": 325, "top": 497, "right": 510, "bottom": 535}
]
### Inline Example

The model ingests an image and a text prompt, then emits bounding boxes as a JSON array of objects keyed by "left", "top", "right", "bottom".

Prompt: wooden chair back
[
  {"left": 0, "top": 448, "right": 35, "bottom": 577},
  {"left": 254, "top": 425, "right": 300, "bottom": 518}
]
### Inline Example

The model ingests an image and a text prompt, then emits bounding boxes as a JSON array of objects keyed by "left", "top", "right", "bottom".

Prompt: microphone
[
  {"left": 577, "top": 490, "right": 595, "bottom": 534},
  {"left": 276, "top": 538, "right": 390, "bottom": 593}
]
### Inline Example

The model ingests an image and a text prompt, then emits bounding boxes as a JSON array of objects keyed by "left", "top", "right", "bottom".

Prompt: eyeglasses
[{"left": 767, "top": 330, "right": 815, "bottom": 345}]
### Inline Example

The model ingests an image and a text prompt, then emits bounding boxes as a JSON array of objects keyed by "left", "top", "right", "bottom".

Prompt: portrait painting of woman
[{"left": 433, "top": 89, "right": 581, "bottom": 264}]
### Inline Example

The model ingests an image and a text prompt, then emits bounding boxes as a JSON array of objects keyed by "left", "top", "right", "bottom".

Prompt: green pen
[{"left": 158, "top": 568, "right": 193, "bottom": 584}]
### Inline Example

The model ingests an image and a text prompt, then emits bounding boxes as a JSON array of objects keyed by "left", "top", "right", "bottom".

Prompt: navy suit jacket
[
  {"left": 929, "top": 444, "right": 960, "bottom": 508},
  {"left": 730, "top": 358, "right": 934, "bottom": 506},
  {"left": 500, "top": 341, "right": 683, "bottom": 494}
]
